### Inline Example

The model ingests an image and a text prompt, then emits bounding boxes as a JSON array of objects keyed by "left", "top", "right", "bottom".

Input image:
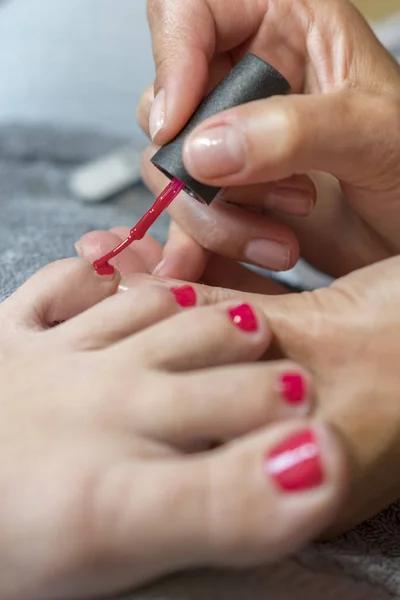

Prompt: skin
[
  {"left": 77, "top": 231, "right": 400, "bottom": 536},
  {"left": 78, "top": 0, "right": 400, "bottom": 535},
  {"left": 137, "top": 0, "right": 400, "bottom": 281},
  {"left": 0, "top": 258, "right": 347, "bottom": 599}
]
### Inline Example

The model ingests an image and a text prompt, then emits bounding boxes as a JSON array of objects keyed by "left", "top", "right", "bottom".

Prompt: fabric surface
[{"left": 0, "top": 9, "right": 400, "bottom": 600}]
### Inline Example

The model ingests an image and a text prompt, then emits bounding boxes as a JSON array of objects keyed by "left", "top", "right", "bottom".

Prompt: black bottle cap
[{"left": 151, "top": 53, "right": 291, "bottom": 205}]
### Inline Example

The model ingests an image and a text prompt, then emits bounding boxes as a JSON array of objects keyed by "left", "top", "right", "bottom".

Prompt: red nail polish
[
  {"left": 171, "top": 285, "right": 197, "bottom": 307},
  {"left": 279, "top": 372, "right": 306, "bottom": 404},
  {"left": 266, "top": 429, "right": 323, "bottom": 493},
  {"left": 228, "top": 304, "right": 258, "bottom": 332}
]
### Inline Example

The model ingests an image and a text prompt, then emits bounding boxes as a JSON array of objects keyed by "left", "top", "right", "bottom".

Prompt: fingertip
[
  {"left": 152, "top": 54, "right": 209, "bottom": 144},
  {"left": 137, "top": 84, "right": 154, "bottom": 138}
]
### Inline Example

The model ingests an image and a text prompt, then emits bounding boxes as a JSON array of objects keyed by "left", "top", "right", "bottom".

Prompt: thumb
[{"left": 182, "top": 90, "right": 400, "bottom": 191}]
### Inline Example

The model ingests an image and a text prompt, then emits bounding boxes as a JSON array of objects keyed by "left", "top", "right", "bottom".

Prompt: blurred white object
[
  {"left": 69, "top": 144, "right": 143, "bottom": 202},
  {"left": 0, "top": 0, "right": 153, "bottom": 137}
]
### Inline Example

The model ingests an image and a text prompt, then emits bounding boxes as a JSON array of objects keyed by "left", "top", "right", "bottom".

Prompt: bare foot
[
  {"left": 119, "top": 255, "right": 400, "bottom": 537},
  {"left": 0, "top": 258, "right": 347, "bottom": 599}
]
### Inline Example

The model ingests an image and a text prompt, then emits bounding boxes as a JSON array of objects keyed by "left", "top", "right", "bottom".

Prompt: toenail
[
  {"left": 171, "top": 285, "right": 197, "bottom": 307},
  {"left": 94, "top": 270, "right": 116, "bottom": 282},
  {"left": 278, "top": 372, "right": 307, "bottom": 405},
  {"left": 228, "top": 304, "right": 258, "bottom": 332},
  {"left": 266, "top": 429, "right": 324, "bottom": 493}
]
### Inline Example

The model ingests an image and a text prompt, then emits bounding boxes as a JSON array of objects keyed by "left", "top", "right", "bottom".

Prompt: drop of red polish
[{"left": 93, "top": 178, "right": 185, "bottom": 275}]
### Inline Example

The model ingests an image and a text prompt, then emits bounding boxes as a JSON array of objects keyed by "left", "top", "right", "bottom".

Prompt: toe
[
  {"left": 105, "top": 421, "right": 348, "bottom": 573},
  {"left": 133, "top": 363, "right": 312, "bottom": 445},
  {"left": 3, "top": 258, "right": 119, "bottom": 330},
  {"left": 194, "top": 421, "right": 348, "bottom": 565},
  {"left": 60, "top": 284, "right": 186, "bottom": 350},
  {"left": 123, "top": 301, "right": 271, "bottom": 371},
  {"left": 75, "top": 230, "right": 150, "bottom": 275}
]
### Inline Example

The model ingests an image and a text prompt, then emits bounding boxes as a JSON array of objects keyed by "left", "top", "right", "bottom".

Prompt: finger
[
  {"left": 75, "top": 230, "right": 151, "bottom": 275},
  {"left": 221, "top": 175, "right": 316, "bottom": 217},
  {"left": 137, "top": 84, "right": 154, "bottom": 137},
  {"left": 202, "top": 255, "right": 289, "bottom": 295},
  {"left": 140, "top": 54, "right": 233, "bottom": 142},
  {"left": 137, "top": 363, "right": 312, "bottom": 445},
  {"left": 119, "top": 301, "right": 271, "bottom": 371},
  {"left": 59, "top": 284, "right": 185, "bottom": 350},
  {"left": 182, "top": 92, "right": 400, "bottom": 190},
  {"left": 147, "top": 0, "right": 229, "bottom": 143},
  {"left": 152, "top": 220, "right": 211, "bottom": 282},
  {"left": 144, "top": 144, "right": 316, "bottom": 215},
  {"left": 146, "top": 0, "right": 312, "bottom": 145},
  {"left": 3, "top": 258, "right": 119, "bottom": 330},
  {"left": 110, "top": 421, "right": 347, "bottom": 571},
  {"left": 142, "top": 147, "right": 300, "bottom": 272}
]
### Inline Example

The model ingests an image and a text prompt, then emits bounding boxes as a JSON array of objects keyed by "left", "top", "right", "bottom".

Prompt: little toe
[
  {"left": 75, "top": 230, "right": 149, "bottom": 275},
  {"left": 3, "top": 258, "right": 119, "bottom": 331}
]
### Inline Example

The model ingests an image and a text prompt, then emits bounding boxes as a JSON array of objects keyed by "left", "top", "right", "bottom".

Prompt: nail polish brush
[{"left": 93, "top": 54, "right": 291, "bottom": 276}]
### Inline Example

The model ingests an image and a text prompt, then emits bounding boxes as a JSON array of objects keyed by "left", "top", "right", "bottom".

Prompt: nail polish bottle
[{"left": 151, "top": 53, "right": 291, "bottom": 205}]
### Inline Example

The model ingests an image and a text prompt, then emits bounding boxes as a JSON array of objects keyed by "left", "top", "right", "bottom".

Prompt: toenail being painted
[
  {"left": 279, "top": 373, "right": 306, "bottom": 404},
  {"left": 171, "top": 285, "right": 197, "bottom": 307},
  {"left": 266, "top": 429, "right": 324, "bottom": 492},
  {"left": 228, "top": 304, "right": 258, "bottom": 332}
]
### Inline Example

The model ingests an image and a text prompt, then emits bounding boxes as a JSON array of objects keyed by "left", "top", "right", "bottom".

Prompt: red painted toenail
[
  {"left": 266, "top": 429, "right": 324, "bottom": 493},
  {"left": 171, "top": 285, "right": 197, "bottom": 307},
  {"left": 228, "top": 304, "right": 258, "bottom": 332},
  {"left": 279, "top": 373, "right": 306, "bottom": 404}
]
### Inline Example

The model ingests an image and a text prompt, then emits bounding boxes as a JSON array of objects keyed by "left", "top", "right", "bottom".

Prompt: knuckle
[{"left": 274, "top": 105, "right": 305, "bottom": 165}]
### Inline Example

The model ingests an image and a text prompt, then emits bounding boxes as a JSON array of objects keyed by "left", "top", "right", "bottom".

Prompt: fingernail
[
  {"left": 228, "top": 303, "right": 258, "bottom": 332},
  {"left": 279, "top": 372, "right": 307, "bottom": 405},
  {"left": 266, "top": 189, "right": 314, "bottom": 216},
  {"left": 172, "top": 285, "right": 197, "bottom": 307},
  {"left": 185, "top": 125, "right": 246, "bottom": 179},
  {"left": 149, "top": 89, "right": 166, "bottom": 141},
  {"left": 245, "top": 239, "right": 290, "bottom": 271},
  {"left": 266, "top": 429, "right": 324, "bottom": 493}
]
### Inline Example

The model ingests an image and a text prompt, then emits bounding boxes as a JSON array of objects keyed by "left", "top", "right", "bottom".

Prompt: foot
[
  {"left": 0, "top": 258, "right": 347, "bottom": 599},
  {"left": 121, "top": 255, "right": 400, "bottom": 537}
]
